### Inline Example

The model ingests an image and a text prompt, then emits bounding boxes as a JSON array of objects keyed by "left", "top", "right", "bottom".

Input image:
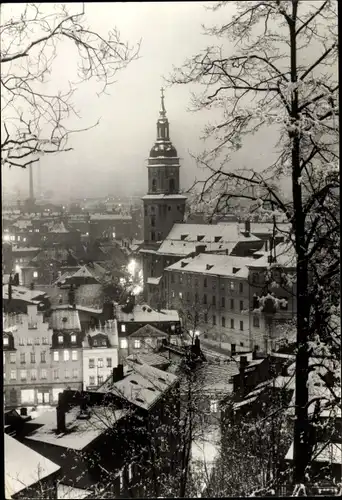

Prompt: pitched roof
[
  {"left": 49, "top": 309, "right": 81, "bottom": 331},
  {"left": 128, "top": 324, "right": 169, "bottom": 338},
  {"left": 115, "top": 303, "right": 180, "bottom": 323},
  {"left": 127, "top": 352, "right": 170, "bottom": 368},
  {"left": 2, "top": 284, "right": 47, "bottom": 303},
  {"left": 5, "top": 434, "right": 60, "bottom": 496},
  {"left": 98, "top": 360, "right": 178, "bottom": 411},
  {"left": 165, "top": 253, "right": 259, "bottom": 278}
]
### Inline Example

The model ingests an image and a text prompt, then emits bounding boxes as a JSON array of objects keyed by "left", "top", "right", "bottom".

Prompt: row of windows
[
  {"left": 170, "top": 274, "right": 244, "bottom": 293},
  {"left": 175, "top": 292, "right": 246, "bottom": 311},
  {"left": 6, "top": 350, "right": 79, "bottom": 364},
  {"left": 58, "top": 334, "right": 78, "bottom": 344},
  {"left": 4, "top": 337, "right": 49, "bottom": 346},
  {"left": 88, "top": 358, "right": 112, "bottom": 368},
  {"left": 202, "top": 315, "right": 260, "bottom": 329},
  {"left": 89, "top": 375, "right": 104, "bottom": 386},
  {"left": 4, "top": 368, "right": 79, "bottom": 381}
]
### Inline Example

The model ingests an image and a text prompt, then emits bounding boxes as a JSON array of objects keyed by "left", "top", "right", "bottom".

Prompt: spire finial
[{"left": 160, "top": 87, "right": 166, "bottom": 116}]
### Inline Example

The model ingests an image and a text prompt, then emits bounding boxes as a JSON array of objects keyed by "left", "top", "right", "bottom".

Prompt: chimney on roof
[
  {"left": 245, "top": 220, "right": 251, "bottom": 237},
  {"left": 236, "top": 355, "right": 248, "bottom": 397},
  {"left": 252, "top": 345, "right": 258, "bottom": 360},
  {"left": 112, "top": 364, "right": 124, "bottom": 383},
  {"left": 56, "top": 392, "right": 66, "bottom": 434},
  {"left": 193, "top": 335, "right": 201, "bottom": 357},
  {"left": 195, "top": 244, "right": 206, "bottom": 255}
]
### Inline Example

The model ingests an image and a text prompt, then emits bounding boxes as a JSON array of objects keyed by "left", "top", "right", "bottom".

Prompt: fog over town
[{"left": 2, "top": 2, "right": 340, "bottom": 499}]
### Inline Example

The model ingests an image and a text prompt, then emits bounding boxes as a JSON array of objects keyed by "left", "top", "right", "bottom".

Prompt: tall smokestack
[
  {"left": 29, "top": 163, "right": 34, "bottom": 201},
  {"left": 37, "top": 160, "right": 42, "bottom": 198}
]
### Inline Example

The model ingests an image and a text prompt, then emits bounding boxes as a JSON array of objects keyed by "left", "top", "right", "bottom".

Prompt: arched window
[
  {"left": 152, "top": 179, "right": 157, "bottom": 192},
  {"left": 169, "top": 178, "right": 175, "bottom": 193}
]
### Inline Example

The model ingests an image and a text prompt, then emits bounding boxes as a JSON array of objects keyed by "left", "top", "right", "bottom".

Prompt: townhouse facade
[
  {"left": 82, "top": 321, "right": 119, "bottom": 390},
  {"left": 3, "top": 305, "right": 55, "bottom": 408}
]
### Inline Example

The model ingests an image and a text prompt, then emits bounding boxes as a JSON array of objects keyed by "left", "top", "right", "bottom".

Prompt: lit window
[
  {"left": 64, "top": 350, "right": 70, "bottom": 361},
  {"left": 58, "top": 335, "right": 63, "bottom": 344},
  {"left": 120, "top": 339, "right": 128, "bottom": 349},
  {"left": 31, "top": 369, "right": 37, "bottom": 380},
  {"left": 179, "top": 292, "right": 182, "bottom": 299},
  {"left": 3, "top": 336, "right": 8, "bottom": 346},
  {"left": 53, "top": 351, "right": 59, "bottom": 362},
  {"left": 41, "top": 369, "right": 47, "bottom": 379},
  {"left": 89, "top": 358, "right": 95, "bottom": 369},
  {"left": 98, "top": 358, "right": 104, "bottom": 368},
  {"left": 21, "top": 389, "right": 34, "bottom": 403},
  {"left": 107, "top": 358, "right": 112, "bottom": 368},
  {"left": 10, "top": 370, "right": 16, "bottom": 380},
  {"left": 20, "top": 369, "right": 27, "bottom": 380},
  {"left": 134, "top": 339, "right": 141, "bottom": 349},
  {"left": 33, "top": 271, "right": 38, "bottom": 278},
  {"left": 72, "top": 351, "right": 77, "bottom": 361},
  {"left": 71, "top": 334, "right": 76, "bottom": 343},
  {"left": 121, "top": 324, "right": 126, "bottom": 333},
  {"left": 230, "top": 281, "right": 234, "bottom": 290},
  {"left": 210, "top": 400, "right": 218, "bottom": 413}
]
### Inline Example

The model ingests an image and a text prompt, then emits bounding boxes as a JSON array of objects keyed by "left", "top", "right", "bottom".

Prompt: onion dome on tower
[{"left": 149, "top": 88, "right": 178, "bottom": 158}]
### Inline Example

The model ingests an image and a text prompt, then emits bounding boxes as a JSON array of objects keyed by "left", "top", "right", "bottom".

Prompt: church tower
[{"left": 142, "top": 88, "right": 187, "bottom": 244}]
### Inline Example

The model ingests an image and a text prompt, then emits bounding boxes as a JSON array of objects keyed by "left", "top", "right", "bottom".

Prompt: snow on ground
[
  {"left": 57, "top": 483, "right": 91, "bottom": 499},
  {"left": 191, "top": 428, "right": 221, "bottom": 494}
]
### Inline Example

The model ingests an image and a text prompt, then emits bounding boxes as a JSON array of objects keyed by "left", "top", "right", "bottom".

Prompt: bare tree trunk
[{"left": 289, "top": 0, "right": 310, "bottom": 484}]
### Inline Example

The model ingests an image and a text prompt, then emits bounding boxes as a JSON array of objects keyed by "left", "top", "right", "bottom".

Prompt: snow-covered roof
[
  {"left": 2, "top": 284, "right": 47, "bottom": 303},
  {"left": 147, "top": 276, "right": 162, "bottom": 285},
  {"left": 5, "top": 434, "right": 60, "bottom": 496},
  {"left": 165, "top": 253, "right": 259, "bottom": 278},
  {"left": 97, "top": 360, "right": 178, "bottom": 411},
  {"left": 45, "top": 221, "right": 69, "bottom": 233},
  {"left": 26, "top": 406, "right": 127, "bottom": 450},
  {"left": 57, "top": 484, "right": 92, "bottom": 499},
  {"left": 157, "top": 222, "right": 261, "bottom": 256},
  {"left": 49, "top": 309, "right": 81, "bottom": 331},
  {"left": 115, "top": 303, "right": 180, "bottom": 323},
  {"left": 128, "top": 324, "right": 169, "bottom": 339},
  {"left": 12, "top": 246, "right": 40, "bottom": 253},
  {"left": 248, "top": 241, "right": 296, "bottom": 268},
  {"left": 285, "top": 442, "right": 341, "bottom": 464},
  {"left": 89, "top": 214, "right": 132, "bottom": 221},
  {"left": 127, "top": 352, "right": 170, "bottom": 368},
  {"left": 238, "top": 222, "right": 291, "bottom": 235}
]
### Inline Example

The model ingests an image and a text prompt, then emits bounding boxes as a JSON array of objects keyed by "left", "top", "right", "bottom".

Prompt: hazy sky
[{"left": 2, "top": 2, "right": 282, "bottom": 200}]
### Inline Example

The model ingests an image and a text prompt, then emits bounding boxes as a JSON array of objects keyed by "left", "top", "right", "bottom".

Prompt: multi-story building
[
  {"left": 49, "top": 308, "right": 84, "bottom": 403},
  {"left": 114, "top": 297, "right": 182, "bottom": 362},
  {"left": 82, "top": 320, "right": 119, "bottom": 390},
  {"left": 164, "top": 244, "right": 296, "bottom": 353},
  {"left": 3, "top": 305, "right": 54, "bottom": 408},
  {"left": 17, "top": 361, "right": 181, "bottom": 498}
]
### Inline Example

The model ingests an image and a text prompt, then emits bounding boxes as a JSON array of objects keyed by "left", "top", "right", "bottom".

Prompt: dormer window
[
  {"left": 214, "top": 236, "right": 222, "bottom": 243},
  {"left": 93, "top": 339, "right": 98, "bottom": 346},
  {"left": 71, "top": 334, "right": 76, "bottom": 343},
  {"left": 180, "top": 234, "right": 188, "bottom": 241},
  {"left": 58, "top": 335, "right": 63, "bottom": 344},
  {"left": 102, "top": 340, "right": 107, "bottom": 346},
  {"left": 3, "top": 336, "right": 9, "bottom": 346},
  {"left": 197, "top": 235, "right": 204, "bottom": 242}
]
